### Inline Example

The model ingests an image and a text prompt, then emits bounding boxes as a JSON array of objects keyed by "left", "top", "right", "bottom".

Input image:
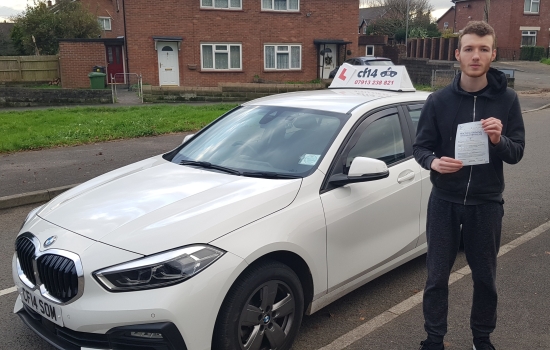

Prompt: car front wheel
[{"left": 213, "top": 260, "right": 304, "bottom": 350}]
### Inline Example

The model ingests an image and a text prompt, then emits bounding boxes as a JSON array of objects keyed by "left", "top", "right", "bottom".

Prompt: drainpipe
[{"left": 122, "top": 0, "right": 129, "bottom": 75}]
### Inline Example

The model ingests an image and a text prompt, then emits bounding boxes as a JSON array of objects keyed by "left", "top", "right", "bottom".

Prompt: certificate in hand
[{"left": 455, "top": 121, "right": 489, "bottom": 166}]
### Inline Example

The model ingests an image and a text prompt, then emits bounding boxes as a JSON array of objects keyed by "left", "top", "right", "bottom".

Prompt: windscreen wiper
[
  {"left": 179, "top": 160, "right": 241, "bottom": 175},
  {"left": 241, "top": 171, "right": 302, "bottom": 179}
]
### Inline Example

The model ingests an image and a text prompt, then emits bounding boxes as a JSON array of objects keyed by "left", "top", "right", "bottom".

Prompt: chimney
[{"left": 47, "top": 0, "right": 52, "bottom": 6}]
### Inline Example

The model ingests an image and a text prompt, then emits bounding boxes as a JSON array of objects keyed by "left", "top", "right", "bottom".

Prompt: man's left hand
[{"left": 482, "top": 117, "right": 502, "bottom": 145}]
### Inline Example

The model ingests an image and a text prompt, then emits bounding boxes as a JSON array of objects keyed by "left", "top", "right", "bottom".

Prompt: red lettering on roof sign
[{"left": 338, "top": 68, "right": 348, "bottom": 81}]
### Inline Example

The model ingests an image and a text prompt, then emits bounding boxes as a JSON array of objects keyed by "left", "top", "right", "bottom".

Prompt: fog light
[{"left": 130, "top": 331, "right": 163, "bottom": 339}]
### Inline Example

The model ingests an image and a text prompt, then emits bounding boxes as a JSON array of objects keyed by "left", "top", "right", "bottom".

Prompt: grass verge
[
  {"left": 0, "top": 104, "right": 237, "bottom": 153},
  {"left": 541, "top": 58, "right": 550, "bottom": 65}
]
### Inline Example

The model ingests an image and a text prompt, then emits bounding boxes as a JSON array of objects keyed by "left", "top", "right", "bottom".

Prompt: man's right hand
[{"left": 431, "top": 157, "right": 463, "bottom": 174}]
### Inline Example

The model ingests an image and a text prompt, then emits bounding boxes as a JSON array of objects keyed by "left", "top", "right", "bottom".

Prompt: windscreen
[{"left": 171, "top": 106, "right": 348, "bottom": 177}]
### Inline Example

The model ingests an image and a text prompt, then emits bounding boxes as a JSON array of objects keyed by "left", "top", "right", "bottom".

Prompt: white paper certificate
[{"left": 455, "top": 121, "right": 489, "bottom": 166}]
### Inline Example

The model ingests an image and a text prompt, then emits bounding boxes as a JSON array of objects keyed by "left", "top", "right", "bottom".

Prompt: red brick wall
[
  {"left": 59, "top": 41, "right": 107, "bottom": 88},
  {"left": 440, "top": 0, "right": 550, "bottom": 52},
  {"left": 453, "top": 0, "right": 485, "bottom": 31},
  {"left": 124, "top": 0, "right": 358, "bottom": 87},
  {"left": 80, "top": 0, "right": 125, "bottom": 38},
  {"left": 436, "top": 8, "right": 455, "bottom": 32},
  {"left": 491, "top": 0, "right": 550, "bottom": 50}
]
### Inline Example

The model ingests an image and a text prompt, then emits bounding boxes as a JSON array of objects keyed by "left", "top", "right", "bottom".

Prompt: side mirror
[
  {"left": 182, "top": 134, "right": 195, "bottom": 144},
  {"left": 328, "top": 157, "right": 389, "bottom": 187}
]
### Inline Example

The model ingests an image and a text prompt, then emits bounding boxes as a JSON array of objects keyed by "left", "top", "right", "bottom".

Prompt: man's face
[{"left": 455, "top": 34, "right": 496, "bottom": 78}]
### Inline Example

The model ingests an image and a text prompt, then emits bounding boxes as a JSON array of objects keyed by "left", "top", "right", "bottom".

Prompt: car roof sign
[{"left": 329, "top": 63, "right": 415, "bottom": 92}]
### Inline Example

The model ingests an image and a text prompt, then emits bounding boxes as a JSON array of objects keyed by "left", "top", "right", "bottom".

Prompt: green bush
[{"left": 520, "top": 46, "right": 546, "bottom": 61}]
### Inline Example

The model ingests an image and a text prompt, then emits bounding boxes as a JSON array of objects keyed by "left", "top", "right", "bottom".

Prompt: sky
[{"left": 0, "top": 0, "right": 454, "bottom": 23}]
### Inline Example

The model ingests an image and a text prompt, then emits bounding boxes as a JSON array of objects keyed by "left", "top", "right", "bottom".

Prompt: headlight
[
  {"left": 20, "top": 204, "right": 45, "bottom": 231},
  {"left": 93, "top": 245, "right": 225, "bottom": 292}
]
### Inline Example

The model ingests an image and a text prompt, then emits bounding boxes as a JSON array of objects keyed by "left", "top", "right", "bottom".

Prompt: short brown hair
[{"left": 458, "top": 21, "right": 496, "bottom": 50}]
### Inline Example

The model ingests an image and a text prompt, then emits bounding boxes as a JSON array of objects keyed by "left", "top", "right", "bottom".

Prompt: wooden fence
[{"left": 0, "top": 55, "right": 59, "bottom": 82}]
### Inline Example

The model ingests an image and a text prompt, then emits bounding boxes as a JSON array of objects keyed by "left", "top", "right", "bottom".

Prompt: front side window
[
  {"left": 201, "top": 0, "right": 242, "bottom": 9},
  {"left": 264, "top": 45, "right": 301, "bottom": 70},
  {"left": 524, "top": 0, "right": 539, "bottom": 13},
  {"left": 262, "top": 0, "right": 299, "bottom": 11},
  {"left": 346, "top": 113, "right": 405, "bottom": 169},
  {"left": 170, "top": 106, "right": 347, "bottom": 177},
  {"left": 98, "top": 17, "right": 111, "bottom": 31},
  {"left": 521, "top": 31, "right": 537, "bottom": 46},
  {"left": 201, "top": 44, "right": 242, "bottom": 70}
]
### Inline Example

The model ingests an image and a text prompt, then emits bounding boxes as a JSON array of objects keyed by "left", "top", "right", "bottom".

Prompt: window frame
[
  {"left": 200, "top": 0, "right": 242, "bottom": 10},
  {"left": 365, "top": 45, "right": 375, "bottom": 57},
  {"left": 261, "top": 0, "right": 300, "bottom": 12},
  {"left": 98, "top": 17, "right": 112, "bottom": 31},
  {"left": 520, "top": 30, "right": 537, "bottom": 46},
  {"left": 200, "top": 43, "right": 243, "bottom": 71},
  {"left": 524, "top": 0, "right": 539, "bottom": 13},
  {"left": 264, "top": 44, "right": 302, "bottom": 71}
]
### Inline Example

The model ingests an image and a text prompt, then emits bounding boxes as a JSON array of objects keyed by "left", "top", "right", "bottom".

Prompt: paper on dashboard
[{"left": 455, "top": 121, "right": 489, "bottom": 166}]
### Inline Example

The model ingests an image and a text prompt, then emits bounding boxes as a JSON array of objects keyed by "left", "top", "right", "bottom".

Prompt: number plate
[{"left": 19, "top": 286, "right": 63, "bottom": 326}]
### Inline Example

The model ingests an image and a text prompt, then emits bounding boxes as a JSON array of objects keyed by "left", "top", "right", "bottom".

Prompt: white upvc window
[
  {"left": 98, "top": 17, "right": 111, "bottom": 31},
  {"left": 201, "top": 0, "right": 242, "bottom": 10},
  {"left": 521, "top": 31, "right": 537, "bottom": 46},
  {"left": 262, "top": 0, "right": 299, "bottom": 11},
  {"left": 365, "top": 45, "right": 374, "bottom": 56},
  {"left": 524, "top": 0, "right": 539, "bottom": 13},
  {"left": 264, "top": 44, "right": 301, "bottom": 70},
  {"left": 201, "top": 43, "right": 242, "bottom": 70}
]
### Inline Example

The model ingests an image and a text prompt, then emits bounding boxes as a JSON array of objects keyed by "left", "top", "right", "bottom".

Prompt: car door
[{"left": 321, "top": 107, "right": 423, "bottom": 289}]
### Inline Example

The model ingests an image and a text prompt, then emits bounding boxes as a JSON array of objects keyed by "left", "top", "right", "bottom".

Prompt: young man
[{"left": 413, "top": 21, "right": 525, "bottom": 350}]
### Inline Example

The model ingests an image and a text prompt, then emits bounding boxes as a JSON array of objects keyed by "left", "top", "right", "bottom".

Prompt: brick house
[
  {"left": 61, "top": 0, "right": 358, "bottom": 88},
  {"left": 436, "top": 0, "right": 550, "bottom": 59}
]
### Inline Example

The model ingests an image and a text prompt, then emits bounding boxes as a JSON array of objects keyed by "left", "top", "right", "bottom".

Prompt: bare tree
[{"left": 362, "top": 0, "right": 434, "bottom": 39}]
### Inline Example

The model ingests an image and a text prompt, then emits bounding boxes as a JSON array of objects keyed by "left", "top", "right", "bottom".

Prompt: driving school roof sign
[{"left": 328, "top": 63, "right": 415, "bottom": 92}]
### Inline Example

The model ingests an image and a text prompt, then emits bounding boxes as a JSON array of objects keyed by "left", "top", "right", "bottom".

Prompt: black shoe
[
  {"left": 473, "top": 337, "right": 496, "bottom": 350},
  {"left": 419, "top": 340, "right": 444, "bottom": 350}
]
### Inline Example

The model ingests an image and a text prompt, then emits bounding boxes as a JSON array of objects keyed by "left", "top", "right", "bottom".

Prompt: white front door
[
  {"left": 158, "top": 42, "right": 180, "bottom": 86},
  {"left": 321, "top": 108, "right": 422, "bottom": 289},
  {"left": 319, "top": 44, "right": 337, "bottom": 79}
]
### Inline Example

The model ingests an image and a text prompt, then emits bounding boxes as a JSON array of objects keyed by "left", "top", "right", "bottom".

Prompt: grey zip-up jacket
[{"left": 413, "top": 68, "right": 525, "bottom": 205}]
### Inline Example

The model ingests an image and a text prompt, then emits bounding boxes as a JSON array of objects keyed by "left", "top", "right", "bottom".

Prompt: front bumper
[
  {"left": 18, "top": 303, "right": 186, "bottom": 350},
  {"left": 13, "top": 246, "right": 247, "bottom": 350}
]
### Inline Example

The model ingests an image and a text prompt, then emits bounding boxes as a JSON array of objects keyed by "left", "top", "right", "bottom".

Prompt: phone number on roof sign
[{"left": 354, "top": 79, "right": 395, "bottom": 86}]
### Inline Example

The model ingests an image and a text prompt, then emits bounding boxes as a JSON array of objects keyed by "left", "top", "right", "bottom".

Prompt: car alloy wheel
[{"left": 213, "top": 260, "right": 304, "bottom": 350}]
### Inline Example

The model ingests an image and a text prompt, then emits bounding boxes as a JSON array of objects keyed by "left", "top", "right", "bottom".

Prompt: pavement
[{"left": 1, "top": 61, "right": 549, "bottom": 349}]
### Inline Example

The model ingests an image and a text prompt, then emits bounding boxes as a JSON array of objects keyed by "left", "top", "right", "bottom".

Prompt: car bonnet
[{"left": 37, "top": 156, "right": 302, "bottom": 255}]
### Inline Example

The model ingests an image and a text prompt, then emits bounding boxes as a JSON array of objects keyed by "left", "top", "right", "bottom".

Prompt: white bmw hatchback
[{"left": 13, "top": 65, "right": 431, "bottom": 350}]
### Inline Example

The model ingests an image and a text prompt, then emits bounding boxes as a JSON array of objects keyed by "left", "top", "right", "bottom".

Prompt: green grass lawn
[
  {"left": 541, "top": 58, "right": 550, "bottom": 65},
  {"left": 0, "top": 104, "right": 237, "bottom": 153}
]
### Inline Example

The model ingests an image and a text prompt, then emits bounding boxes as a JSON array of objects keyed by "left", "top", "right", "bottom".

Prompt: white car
[{"left": 13, "top": 65, "right": 431, "bottom": 350}]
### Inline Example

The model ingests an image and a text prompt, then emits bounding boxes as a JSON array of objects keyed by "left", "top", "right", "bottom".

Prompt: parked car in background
[{"left": 329, "top": 56, "right": 394, "bottom": 78}]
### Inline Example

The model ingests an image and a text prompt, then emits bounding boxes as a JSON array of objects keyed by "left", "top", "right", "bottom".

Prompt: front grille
[
  {"left": 16, "top": 237, "right": 37, "bottom": 285},
  {"left": 37, "top": 254, "right": 79, "bottom": 302},
  {"left": 15, "top": 234, "right": 81, "bottom": 304}
]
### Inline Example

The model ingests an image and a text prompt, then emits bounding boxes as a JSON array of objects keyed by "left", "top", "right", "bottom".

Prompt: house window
[
  {"left": 524, "top": 0, "right": 539, "bottom": 13},
  {"left": 521, "top": 31, "right": 537, "bottom": 46},
  {"left": 366, "top": 45, "right": 374, "bottom": 56},
  {"left": 98, "top": 17, "right": 111, "bottom": 31},
  {"left": 201, "top": 0, "right": 242, "bottom": 10},
  {"left": 201, "top": 43, "right": 242, "bottom": 70},
  {"left": 363, "top": 26, "right": 367, "bottom": 34},
  {"left": 264, "top": 44, "right": 301, "bottom": 70},
  {"left": 262, "top": 0, "right": 299, "bottom": 11}
]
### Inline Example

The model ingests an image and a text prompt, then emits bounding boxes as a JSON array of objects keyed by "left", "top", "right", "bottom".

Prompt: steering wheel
[{"left": 232, "top": 141, "right": 259, "bottom": 157}]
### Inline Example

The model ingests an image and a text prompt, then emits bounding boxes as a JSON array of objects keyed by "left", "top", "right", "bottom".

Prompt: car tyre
[{"left": 213, "top": 260, "right": 304, "bottom": 350}]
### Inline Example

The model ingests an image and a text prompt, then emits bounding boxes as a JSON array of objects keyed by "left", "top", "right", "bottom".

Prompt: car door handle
[{"left": 397, "top": 170, "right": 415, "bottom": 184}]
